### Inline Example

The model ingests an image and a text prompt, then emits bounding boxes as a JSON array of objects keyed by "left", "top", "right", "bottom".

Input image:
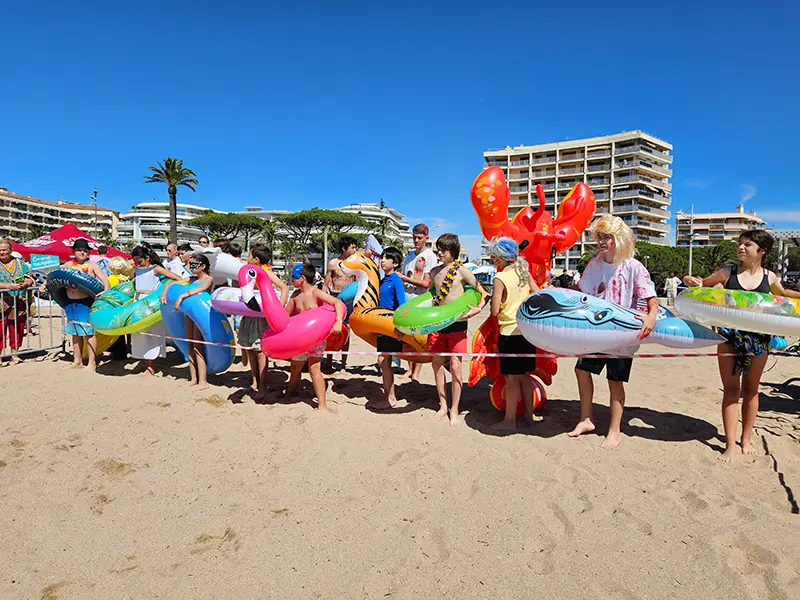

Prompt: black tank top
[{"left": 725, "top": 267, "right": 770, "bottom": 293}]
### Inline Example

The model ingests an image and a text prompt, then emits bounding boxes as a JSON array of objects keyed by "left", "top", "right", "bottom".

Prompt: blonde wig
[{"left": 589, "top": 215, "right": 635, "bottom": 264}]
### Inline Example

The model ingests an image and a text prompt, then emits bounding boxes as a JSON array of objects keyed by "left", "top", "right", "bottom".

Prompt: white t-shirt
[
  {"left": 402, "top": 249, "right": 439, "bottom": 297},
  {"left": 165, "top": 257, "right": 190, "bottom": 278},
  {"left": 665, "top": 276, "right": 680, "bottom": 294},
  {"left": 599, "top": 261, "right": 616, "bottom": 289}
]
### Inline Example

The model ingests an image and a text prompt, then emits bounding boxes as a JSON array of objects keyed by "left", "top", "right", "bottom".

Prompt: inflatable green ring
[
  {"left": 89, "top": 279, "right": 167, "bottom": 335},
  {"left": 393, "top": 287, "right": 482, "bottom": 335}
]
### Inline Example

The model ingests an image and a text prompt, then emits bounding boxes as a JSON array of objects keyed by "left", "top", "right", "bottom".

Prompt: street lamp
[
  {"left": 644, "top": 255, "right": 650, "bottom": 269},
  {"left": 90, "top": 188, "right": 99, "bottom": 235}
]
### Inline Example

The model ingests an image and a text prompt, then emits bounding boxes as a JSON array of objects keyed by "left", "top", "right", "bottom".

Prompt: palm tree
[
  {"left": 258, "top": 219, "right": 282, "bottom": 251},
  {"left": 144, "top": 158, "right": 198, "bottom": 245},
  {"left": 699, "top": 242, "right": 738, "bottom": 276}
]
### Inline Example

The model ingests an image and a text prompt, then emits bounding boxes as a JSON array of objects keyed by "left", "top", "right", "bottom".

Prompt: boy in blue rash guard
[{"left": 371, "top": 247, "right": 406, "bottom": 410}]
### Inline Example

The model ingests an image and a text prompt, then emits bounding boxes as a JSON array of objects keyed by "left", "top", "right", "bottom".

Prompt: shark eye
[
  {"left": 595, "top": 309, "right": 610, "bottom": 321},
  {"left": 580, "top": 295, "right": 589, "bottom": 303}
]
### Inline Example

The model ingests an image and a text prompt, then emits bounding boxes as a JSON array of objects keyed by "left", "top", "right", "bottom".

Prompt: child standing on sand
[
  {"left": 285, "top": 263, "right": 345, "bottom": 411},
  {"left": 567, "top": 215, "right": 658, "bottom": 449},
  {"left": 684, "top": 230, "right": 800, "bottom": 461},
  {"left": 239, "top": 245, "right": 288, "bottom": 400},
  {"left": 429, "top": 233, "right": 489, "bottom": 426},
  {"left": 487, "top": 237, "right": 540, "bottom": 431},
  {"left": 371, "top": 246, "right": 406, "bottom": 410}
]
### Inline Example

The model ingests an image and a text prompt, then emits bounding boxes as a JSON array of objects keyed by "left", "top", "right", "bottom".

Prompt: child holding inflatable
[
  {"left": 429, "top": 233, "right": 489, "bottom": 426},
  {"left": 567, "top": 215, "right": 658, "bottom": 449},
  {"left": 487, "top": 237, "right": 540, "bottom": 431},
  {"left": 372, "top": 246, "right": 406, "bottom": 410},
  {"left": 239, "top": 245, "right": 288, "bottom": 401},
  {"left": 683, "top": 230, "right": 800, "bottom": 462},
  {"left": 58, "top": 238, "right": 110, "bottom": 371},
  {"left": 285, "top": 263, "right": 345, "bottom": 411}
]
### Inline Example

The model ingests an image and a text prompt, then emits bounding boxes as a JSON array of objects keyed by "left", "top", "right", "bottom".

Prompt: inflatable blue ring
[
  {"left": 46, "top": 268, "right": 105, "bottom": 309},
  {"left": 160, "top": 282, "right": 234, "bottom": 374}
]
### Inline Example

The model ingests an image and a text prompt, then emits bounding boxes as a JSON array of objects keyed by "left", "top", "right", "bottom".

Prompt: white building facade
[{"left": 117, "top": 202, "right": 221, "bottom": 253}]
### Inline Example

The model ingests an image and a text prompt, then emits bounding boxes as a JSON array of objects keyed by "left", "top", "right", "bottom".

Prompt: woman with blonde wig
[{"left": 567, "top": 215, "right": 659, "bottom": 449}]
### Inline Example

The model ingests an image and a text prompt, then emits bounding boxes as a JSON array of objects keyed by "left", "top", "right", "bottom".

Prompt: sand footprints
[{"left": 189, "top": 527, "right": 241, "bottom": 556}]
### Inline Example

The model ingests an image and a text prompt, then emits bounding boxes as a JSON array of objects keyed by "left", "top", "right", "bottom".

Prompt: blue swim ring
[
  {"left": 46, "top": 268, "right": 105, "bottom": 309},
  {"left": 160, "top": 282, "right": 234, "bottom": 374}
]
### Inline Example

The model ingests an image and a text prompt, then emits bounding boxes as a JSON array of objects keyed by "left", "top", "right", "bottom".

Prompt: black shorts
[
  {"left": 498, "top": 334, "right": 537, "bottom": 375},
  {"left": 377, "top": 335, "right": 404, "bottom": 354},
  {"left": 440, "top": 320, "right": 468, "bottom": 334},
  {"left": 575, "top": 356, "right": 633, "bottom": 383}
]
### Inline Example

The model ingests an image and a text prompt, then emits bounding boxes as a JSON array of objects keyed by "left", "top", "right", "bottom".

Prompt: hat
[
  {"left": 291, "top": 264, "right": 304, "bottom": 280},
  {"left": 72, "top": 238, "right": 90, "bottom": 251}
]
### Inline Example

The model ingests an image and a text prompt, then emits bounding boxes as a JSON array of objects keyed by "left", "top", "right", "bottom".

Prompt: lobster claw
[
  {"left": 471, "top": 167, "right": 518, "bottom": 241},
  {"left": 552, "top": 183, "right": 596, "bottom": 252}
]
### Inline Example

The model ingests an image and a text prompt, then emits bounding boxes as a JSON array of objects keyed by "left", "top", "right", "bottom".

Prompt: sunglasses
[
  {"left": 188, "top": 261, "right": 202, "bottom": 269},
  {"left": 199, "top": 240, "right": 209, "bottom": 245}
]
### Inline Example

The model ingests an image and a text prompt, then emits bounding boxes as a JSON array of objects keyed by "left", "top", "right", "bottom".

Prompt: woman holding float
[
  {"left": 130, "top": 246, "right": 183, "bottom": 376},
  {"left": 683, "top": 230, "right": 800, "bottom": 462},
  {"left": 0, "top": 238, "right": 35, "bottom": 363}
]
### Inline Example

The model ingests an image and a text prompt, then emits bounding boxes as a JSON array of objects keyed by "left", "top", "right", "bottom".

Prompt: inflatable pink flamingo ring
[{"left": 238, "top": 264, "right": 339, "bottom": 360}]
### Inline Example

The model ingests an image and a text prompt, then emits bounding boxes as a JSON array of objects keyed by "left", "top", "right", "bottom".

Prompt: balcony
[
  {"left": 594, "top": 192, "right": 610, "bottom": 200},
  {"left": 558, "top": 180, "right": 581, "bottom": 190},
  {"left": 531, "top": 170, "right": 556, "bottom": 179},
  {"left": 510, "top": 186, "right": 529, "bottom": 194},
  {"left": 614, "top": 159, "right": 672, "bottom": 177},
  {"left": 587, "top": 178, "right": 610, "bottom": 186},
  {"left": 636, "top": 234, "right": 669, "bottom": 244},
  {"left": 614, "top": 174, "right": 672, "bottom": 191},
  {"left": 595, "top": 205, "right": 610, "bottom": 215},
  {"left": 587, "top": 163, "right": 610, "bottom": 173},
  {"left": 532, "top": 155, "right": 556, "bottom": 165},
  {"left": 559, "top": 167, "right": 584, "bottom": 176},
  {"left": 613, "top": 202, "right": 671, "bottom": 219},
  {"left": 508, "top": 172, "right": 529, "bottom": 182},
  {"left": 587, "top": 149, "right": 611, "bottom": 159},
  {"left": 559, "top": 153, "right": 584, "bottom": 163},
  {"left": 612, "top": 188, "right": 670, "bottom": 204},
  {"left": 614, "top": 144, "right": 673, "bottom": 164},
  {"left": 486, "top": 160, "right": 508, "bottom": 167},
  {"left": 511, "top": 160, "right": 529, "bottom": 166},
  {"left": 540, "top": 182, "right": 556, "bottom": 190},
  {"left": 631, "top": 218, "right": 670, "bottom": 233}
]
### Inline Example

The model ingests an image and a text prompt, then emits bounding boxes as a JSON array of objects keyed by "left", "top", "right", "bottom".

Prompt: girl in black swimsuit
[{"left": 683, "top": 230, "right": 799, "bottom": 462}]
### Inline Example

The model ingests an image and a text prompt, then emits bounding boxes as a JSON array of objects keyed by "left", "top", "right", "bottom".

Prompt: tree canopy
[
  {"left": 143, "top": 157, "right": 198, "bottom": 245},
  {"left": 275, "top": 208, "right": 369, "bottom": 246},
  {"left": 188, "top": 212, "right": 265, "bottom": 241}
]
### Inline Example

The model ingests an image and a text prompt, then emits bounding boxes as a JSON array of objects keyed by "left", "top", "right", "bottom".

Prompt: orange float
[
  {"left": 341, "top": 253, "right": 431, "bottom": 362},
  {"left": 490, "top": 375, "right": 546, "bottom": 417}
]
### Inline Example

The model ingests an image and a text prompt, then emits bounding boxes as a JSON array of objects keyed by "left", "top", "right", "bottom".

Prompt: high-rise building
[
  {"left": 117, "top": 201, "right": 222, "bottom": 253},
  {"left": 676, "top": 205, "right": 767, "bottom": 247},
  {"left": 483, "top": 130, "right": 673, "bottom": 270},
  {"left": 0, "top": 186, "right": 119, "bottom": 241}
]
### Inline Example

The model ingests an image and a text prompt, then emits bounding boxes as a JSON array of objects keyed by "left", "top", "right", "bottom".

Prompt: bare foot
[
  {"left": 449, "top": 409, "right": 460, "bottom": 427},
  {"left": 86, "top": 363, "right": 97, "bottom": 373},
  {"left": 252, "top": 390, "right": 267, "bottom": 402},
  {"left": 196, "top": 382, "right": 210, "bottom": 391},
  {"left": 368, "top": 399, "right": 397, "bottom": 410},
  {"left": 139, "top": 370, "right": 154, "bottom": 377},
  {"left": 316, "top": 403, "right": 338, "bottom": 414},
  {"left": 522, "top": 414, "right": 544, "bottom": 427},
  {"left": 10, "top": 355, "right": 21, "bottom": 365},
  {"left": 435, "top": 407, "right": 448, "bottom": 419},
  {"left": 64, "top": 362, "right": 83, "bottom": 370},
  {"left": 600, "top": 431, "right": 621, "bottom": 449},
  {"left": 567, "top": 419, "right": 595, "bottom": 438},
  {"left": 741, "top": 440, "right": 759, "bottom": 456},
  {"left": 718, "top": 446, "right": 738, "bottom": 462},
  {"left": 490, "top": 419, "right": 516, "bottom": 431}
]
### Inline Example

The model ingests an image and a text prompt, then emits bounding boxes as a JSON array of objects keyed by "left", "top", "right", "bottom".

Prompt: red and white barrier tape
[{"left": 64, "top": 319, "right": 797, "bottom": 360}]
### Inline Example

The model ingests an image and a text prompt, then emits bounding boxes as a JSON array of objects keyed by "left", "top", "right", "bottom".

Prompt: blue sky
[{"left": 1, "top": 1, "right": 798, "bottom": 259}]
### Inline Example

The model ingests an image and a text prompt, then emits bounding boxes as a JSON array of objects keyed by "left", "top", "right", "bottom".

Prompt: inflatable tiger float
[{"left": 341, "top": 253, "right": 431, "bottom": 362}]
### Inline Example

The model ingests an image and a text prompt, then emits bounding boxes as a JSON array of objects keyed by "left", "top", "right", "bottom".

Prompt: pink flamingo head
[{"left": 238, "top": 264, "right": 289, "bottom": 333}]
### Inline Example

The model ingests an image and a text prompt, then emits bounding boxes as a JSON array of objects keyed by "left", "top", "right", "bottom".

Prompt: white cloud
[
  {"left": 684, "top": 178, "right": 710, "bottom": 189},
  {"left": 740, "top": 184, "right": 757, "bottom": 202}
]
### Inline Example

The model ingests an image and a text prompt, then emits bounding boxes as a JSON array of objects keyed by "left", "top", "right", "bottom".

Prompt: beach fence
[{"left": 0, "top": 289, "right": 66, "bottom": 361}]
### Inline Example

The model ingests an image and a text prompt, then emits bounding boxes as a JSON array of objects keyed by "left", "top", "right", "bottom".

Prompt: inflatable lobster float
[{"left": 468, "top": 166, "right": 596, "bottom": 414}]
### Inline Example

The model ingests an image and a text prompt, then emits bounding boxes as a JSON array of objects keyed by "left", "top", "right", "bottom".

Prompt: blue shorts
[{"left": 64, "top": 299, "right": 95, "bottom": 336}]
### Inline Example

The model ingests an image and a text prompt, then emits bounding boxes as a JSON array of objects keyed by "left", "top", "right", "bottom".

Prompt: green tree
[
  {"left": 697, "top": 240, "right": 738, "bottom": 276},
  {"left": 257, "top": 219, "right": 283, "bottom": 251},
  {"left": 97, "top": 227, "right": 115, "bottom": 247},
  {"left": 275, "top": 208, "right": 369, "bottom": 247},
  {"left": 26, "top": 224, "right": 48, "bottom": 241},
  {"left": 279, "top": 238, "right": 303, "bottom": 279},
  {"left": 144, "top": 158, "right": 198, "bottom": 245},
  {"left": 188, "top": 213, "right": 265, "bottom": 244}
]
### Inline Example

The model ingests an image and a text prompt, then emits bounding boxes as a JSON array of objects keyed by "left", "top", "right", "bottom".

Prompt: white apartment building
[
  {"left": 338, "top": 203, "right": 413, "bottom": 249},
  {"left": 676, "top": 205, "right": 767, "bottom": 247},
  {"left": 0, "top": 186, "right": 119, "bottom": 241},
  {"left": 483, "top": 130, "right": 673, "bottom": 270},
  {"left": 117, "top": 201, "right": 221, "bottom": 253}
]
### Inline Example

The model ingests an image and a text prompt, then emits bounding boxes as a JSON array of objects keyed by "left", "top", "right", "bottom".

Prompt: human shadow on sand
[
  {"left": 463, "top": 386, "right": 719, "bottom": 445},
  {"left": 330, "top": 376, "right": 439, "bottom": 414}
]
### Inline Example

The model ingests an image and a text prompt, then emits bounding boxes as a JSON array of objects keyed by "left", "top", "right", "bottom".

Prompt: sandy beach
[{"left": 2, "top": 314, "right": 799, "bottom": 600}]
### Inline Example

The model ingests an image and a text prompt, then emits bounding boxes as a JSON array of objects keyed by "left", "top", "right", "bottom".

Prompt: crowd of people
[{"left": 2, "top": 218, "right": 798, "bottom": 459}]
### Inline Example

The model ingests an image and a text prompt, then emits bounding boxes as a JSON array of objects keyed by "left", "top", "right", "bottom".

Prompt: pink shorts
[{"left": 429, "top": 330, "right": 468, "bottom": 354}]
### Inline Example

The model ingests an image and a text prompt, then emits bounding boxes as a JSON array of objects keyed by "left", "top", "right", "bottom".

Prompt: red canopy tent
[{"left": 11, "top": 223, "right": 131, "bottom": 261}]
